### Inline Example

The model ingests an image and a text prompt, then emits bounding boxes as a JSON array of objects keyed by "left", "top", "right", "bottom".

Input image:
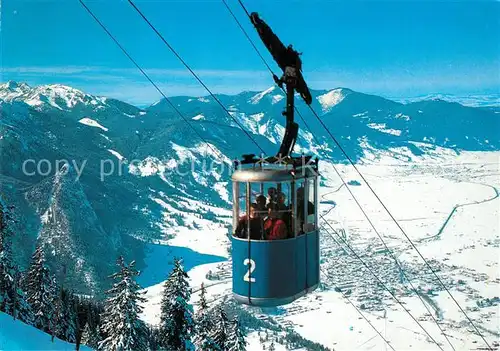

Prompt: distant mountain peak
[
  {"left": 36, "top": 83, "right": 85, "bottom": 96},
  {"left": 0, "top": 81, "right": 107, "bottom": 111},
  {"left": 1, "top": 80, "right": 31, "bottom": 94},
  {"left": 4, "top": 80, "right": 18, "bottom": 89},
  {"left": 397, "top": 93, "right": 500, "bottom": 107},
  {"left": 249, "top": 86, "right": 277, "bottom": 104},
  {"left": 317, "top": 88, "right": 352, "bottom": 112},
  {"left": 3, "top": 80, "right": 28, "bottom": 90}
]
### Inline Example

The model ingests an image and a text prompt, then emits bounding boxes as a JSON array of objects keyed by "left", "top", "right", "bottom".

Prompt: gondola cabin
[
  {"left": 230, "top": 10, "right": 319, "bottom": 306},
  {"left": 231, "top": 156, "right": 320, "bottom": 306}
]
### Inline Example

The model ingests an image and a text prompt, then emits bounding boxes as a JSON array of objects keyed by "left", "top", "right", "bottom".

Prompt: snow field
[
  {"left": 139, "top": 150, "right": 499, "bottom": 350},
  {"left": 0, "top": 312, "right": 92, "bottom": 351}
]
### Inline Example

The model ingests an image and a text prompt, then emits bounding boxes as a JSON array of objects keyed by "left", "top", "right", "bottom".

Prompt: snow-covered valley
[{"left": 139, "top": 150, "right": 499, "bottom": 350}]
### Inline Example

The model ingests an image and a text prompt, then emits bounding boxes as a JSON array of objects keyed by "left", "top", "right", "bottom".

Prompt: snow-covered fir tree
[
  {"left": 54, "top": 288, "right": 77, "bottom": 343},
  {"left": 98, "top": 256, "right": 148, "bottom": 351},
  {"left": 227, "top": 317, "right": 247, "bottom": 351},
  {"left": 77, "top": 297, "right": 104, "bottom": 349},
  {"left": 49, "top": 276, "right": 59, "bottom": 342},
  {"left": 211, "top": 306, "right": 230, "bottom": 350},
  {"left": 146, "top": 325, "right": 161, "bottom": 351},
  {"left": 194, "top": 283, "right": 218, "bottom": 350},
  {"left": 0, "top": 202, "right": 32, "bottom": 324},
  {"left": 197, "top": 282, "right": 209, "bottom": 315},
  {"left": 159, "top": 258, "right": 195, "bottom": 351},
  {"left": 0, "top": 199, "right": 14, "bottom": 311},
  {"left": 24, "top": 244, "right": 56, "bottom": 333},
  {"left": 81, "top": 320, "right": 101, "bottom": 349},
  {"left": 8, "top": 271, "right": 33, "bottom": 324}
]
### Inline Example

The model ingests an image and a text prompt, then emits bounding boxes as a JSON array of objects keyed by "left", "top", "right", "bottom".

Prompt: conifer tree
[
  {"left": 194, "top": 283, "right": 218, "bottom": 350},
  {"left": 211, "top": 306, "right": 230, "bottom": 350},
  {"left": 8, "top": 270, "right": 34, "bottom": 324},
  {"left": 24, "top": 244, "right": 56, "bottom": 333},
  {"left": 80, "top": 298, "right": 103, "bottom": 335},
  {"left": 0, "top": 200, "right": 14, "bottom": 312},
  {"left": 198, "top": 282, "right": 208, "bottom": 313},
  {"left": 0, "top": 203, "right": 33, "bottom": 324},
  {"left": 227, "top": 317, "right": 247, "bottom": 351},
  {"left": 50, "top": 276, "right": 59, "bottom": 342},
  {"left": 146, "top": 325, "right": 162, "bottom": 351},
  {"left": 159, "top": 258, "right": 195, "bottom": 351},
  {"left": 98, "top": 256, "right": 148, "bottom": 351},
  {"left": 81, "top": 320, "right": 101, "bottom": 349},
  {"left": 54, "top": 288, "right": 77, "bottom": 343},
  {"left": 78, "top": 300, "right": 102, "bottom": 349}
]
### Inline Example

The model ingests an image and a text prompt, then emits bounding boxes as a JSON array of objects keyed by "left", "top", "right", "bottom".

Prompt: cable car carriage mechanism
[{"left": 231, "top": 12, "right": 320, "bottom": 307}]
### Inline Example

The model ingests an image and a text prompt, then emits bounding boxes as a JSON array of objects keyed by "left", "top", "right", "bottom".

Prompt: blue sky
[{"left": 2, "top": 0, "right": 499, "bottom": 106}]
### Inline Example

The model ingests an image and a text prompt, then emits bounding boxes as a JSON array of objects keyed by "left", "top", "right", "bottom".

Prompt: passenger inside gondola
[
  {"left": 235, "top": 203, "right": 264, "bottom": 240},
  {"left": 267, "top": 187, "right": 277, "bottom": 205},
  {"left": 276, "top": 191, "right": 292, "bottom": 237},
  {"left": 234, "top": 184, "right": 311, "bottom": 240},
  {"left": 256, "top": 194, "right": 267, "bottom": 218},
  {"left": 277, "top": 191, "right": 287, "bottom": 210},
  {"left": 263, "top": 202, "right": 287, "bottom": 240}
]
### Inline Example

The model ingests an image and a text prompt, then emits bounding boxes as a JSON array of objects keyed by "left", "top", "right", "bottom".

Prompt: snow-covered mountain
[
  {"left": 1, "top": 81, "right": 499, "bottom": 349},
  {"left": 394, "top": 92, "right": 500, "bottom": 108},
  {"left": 1, "top": 81, "right": 498, "bottom": 289},
  {"left": 0, "top": 81, "right": 105, "bottom": 111}
]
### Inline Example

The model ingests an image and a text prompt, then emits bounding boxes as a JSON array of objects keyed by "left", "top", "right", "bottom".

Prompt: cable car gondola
[{"left": 231, "top": 12, "right": 320, "bottom": 307}]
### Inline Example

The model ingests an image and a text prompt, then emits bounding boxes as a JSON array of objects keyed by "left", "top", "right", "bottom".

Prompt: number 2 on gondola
[{"left": 243, "top": 258, "right": 256, "bottom": 282}]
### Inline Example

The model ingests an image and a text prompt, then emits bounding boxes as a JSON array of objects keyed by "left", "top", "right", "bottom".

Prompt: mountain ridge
[{"left": 4, "top": 80, "right": 499, "bottom": 111}]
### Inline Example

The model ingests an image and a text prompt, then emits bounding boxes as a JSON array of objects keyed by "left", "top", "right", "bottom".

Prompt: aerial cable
[
  {"left": 306, "top": 104, "right": 491, "bottom": 350},
  {"left": 83, "top": 0, "right": 487, "bottom": 348},
  {"left": 80, "top": 3, "right": 441, "bottom": 349},
  {"left": 234, "top": 1, "right": 490, "bottom": 348},
  {"left": 319, "top": 264, "right": 396, "bottom": 351},
  {"left": 319, "top": 152, "right": 455, "bottom": 350},
  {"left": 127, "top": 0, "right": 266, "bottom": 155},
  {"left": 224, "top": 1, "right": 454, "bottom": 349},
  {"left": 100, "top": 0, "right": 438, "bottom": 345},
  {"left": 78, "top": 0, "right": 225, "bottom": 162},
  {"left": 319, "top": 219, "right": 445, "bottom": 350},
  {"left": 225, "top": 0, "right": 449, "bottom": 346},
  {"left": 221, "top": 0, "right": 322, "bottom": 158},
  {"left": 236, "top": 0, "right": 252, "bottom": 20},
  {"left": 222, "top": 0, "right": 273, "bottom": 75}
]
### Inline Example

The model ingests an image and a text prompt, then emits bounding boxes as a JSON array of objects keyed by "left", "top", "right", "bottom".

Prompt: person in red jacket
[{"left": 263, "top": 202, "right": 287, "bottom": 240}]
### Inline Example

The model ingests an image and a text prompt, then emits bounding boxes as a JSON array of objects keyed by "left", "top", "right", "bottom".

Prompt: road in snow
[
  {"left": 430, "top": 183, "right": 499, "bottom": 242},
  {"left": 139, "top": 150, "right": 500, "bottom": 350}
]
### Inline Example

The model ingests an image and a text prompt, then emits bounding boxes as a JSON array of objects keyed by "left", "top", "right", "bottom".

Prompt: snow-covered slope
[
  {"left": 137, "top": 150, "right": 500, "bottom": 350},
  {"left": 0, "top": 312, "right": 93, "bottom": 350},
  {"left": 79, "top": 117, "right": 109, "bottom": 131},
  {"left": 317, "top": 88, "right": 351, "bottom": 112}
]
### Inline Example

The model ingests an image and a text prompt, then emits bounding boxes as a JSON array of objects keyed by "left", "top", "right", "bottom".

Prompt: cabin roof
[{"left": 232, "top": 166, "right": 318, "bottom": 182}]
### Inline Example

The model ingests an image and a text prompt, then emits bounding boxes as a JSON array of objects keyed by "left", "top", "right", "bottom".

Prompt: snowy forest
[{"left": 0, "top": 200, "right": 248, "bottom": 351}]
